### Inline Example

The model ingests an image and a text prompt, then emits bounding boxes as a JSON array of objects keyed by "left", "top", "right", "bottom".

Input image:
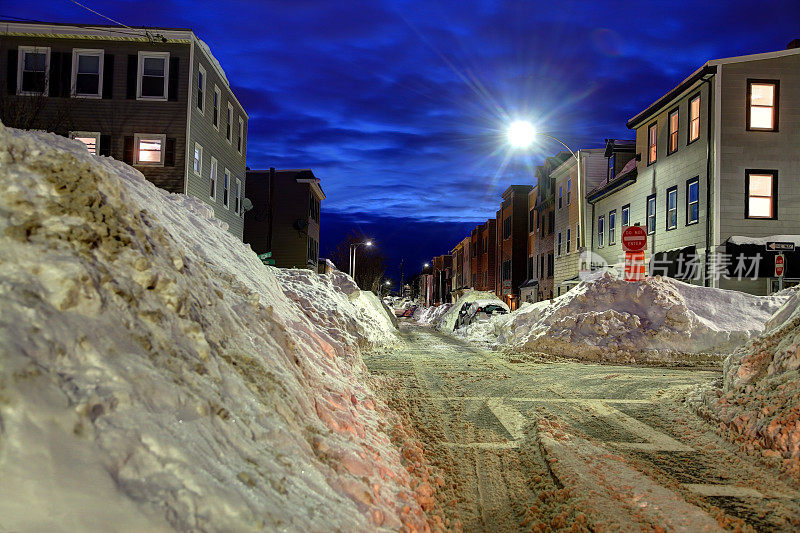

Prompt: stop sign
[
  {"left": 622, "top": 225, "right": 648, "bottom": 252},
  {"left": 775, "top": 254, "right": 785, "bottom": 277}
]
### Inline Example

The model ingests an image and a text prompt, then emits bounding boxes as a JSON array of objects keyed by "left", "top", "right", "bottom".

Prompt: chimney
[{"left": 787, "top": 38, "right": 800, "bottom": 49}]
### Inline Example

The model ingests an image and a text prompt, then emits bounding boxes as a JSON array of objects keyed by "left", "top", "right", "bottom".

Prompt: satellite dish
[{"left": 242, "top": 198, "right": 253, "bottom": 212}]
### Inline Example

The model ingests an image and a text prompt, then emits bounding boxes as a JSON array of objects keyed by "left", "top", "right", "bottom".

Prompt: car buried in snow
[{"left": 454, "top": 299, "right": 509, "bottom": 330}]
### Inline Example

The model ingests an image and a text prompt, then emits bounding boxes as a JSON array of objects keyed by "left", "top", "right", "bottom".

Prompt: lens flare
[{"left": 507, "top": 120, "right": 536, "bottom": 148}]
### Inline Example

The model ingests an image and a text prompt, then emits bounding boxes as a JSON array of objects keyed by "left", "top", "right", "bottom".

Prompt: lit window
[
  {"left": 647, "top": 195, "right": 656, "bottom": 234},
  {"left": 746, "top": 170, "right": 777, "bottom": 219},
  {"left": 209, "top": 157, "right": 218, "bottom": 200},
  {"left": 197, "top": 65, "right": 205, "bottom": 113},
  {"left": 688, "top": 94, "right": 700, "bottom": 142},
  {"left": 69, "top": 131, "right": 100, "bottom": 155},
  {"left": 72, "top": 49, "right": 103, "bottom": 97},
  {"left": 666, "top": 186, "right": 678, "bottom": 230},
  {"left": 223, "top": 168, "right": 230, "bottom": 208},
  {"left": 234, "top": 178, "right": 242, "bottom": 215},
  {"left": 138, "top": 52, "right": 169, "bottom": 100},
  {"left": 647, "top": 122, "right": 657, "bottom": 164},
  {"left": 226, "top": 103, "right": 233, "bottom": 142},
  {"left": 621, "top": 204, "right": 630, "bottom": 227},
  {"left": 237, "top": 117, "right": 244, "bottom": 154},
  {"left": 213, "top": 85, "right": 220, "bottom": 130},
  {"left": 134, "top": 133, "right": 166, "bottom": 165},
  {"left": 598, "top": 216, "right": 605, "bottom": 247},
  {"left": 18, "top": 46, "right": 50, "bottom": 95},
  {"left": 609, "top": 210, "right": 616, "bottom": 244},
  {"left": 668, "top": 108, "right": 678, "bottom": 154},
  {"left": 748, "top": 80, "right": 778, "bottom": 131},
  {"left": 193, "top": 143, "right": 203, "bottom": 175},
  {"left": 686, "top": 178, "right": 699, "bottom": 225}
]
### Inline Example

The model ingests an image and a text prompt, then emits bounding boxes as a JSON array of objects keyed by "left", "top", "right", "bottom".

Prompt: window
[
  {"left": 137, "top": 51, "right": 169, "bottom": 100},
  {"left": 646, "top": 194, "right": 656, "bottom": 234},
  {"left": 226, "top": 103, "right": 233, "bottom": 142},
  {"left": 209, "top": 157, "right": 218, "bottom": 200},
  {"left": 69, "top": 131, "right": 100, "bottom": 155},
  {"left": 548, "top": 211, "right": 554, "bottom": 235},
  {"left": 472, "top": 273, "right": 477, "bottom": 287},
  {"left": 71, "top": 49, "right": 103, "bottom": 98},
  {"left": 529, "top": 208, "right": 535, "bottom": 233},
  {"left": 647, "top": 122, "right": 657, "bottom": 165},
  {"left": 747, "top": 80, "right": 779, "bottom": 131},
  {"left": 197, "top": 65, "right": 206, "bottom": 113},
  {"left": 237, "top": 116, "right": 244, "bottom": 154},
  {"left": 134, "top": 133, "right": 166, "bottom": 166},
  {"left": 666, "top": 186, "right": 678, "bottom": 230},
  {"left": 688, "top": 94, "right": 701, "bottom": 143},
  {"left": 223, "top": 168, "right": 231, "bottom": 208},
  {"left": 547, "top": 254, "right": 554, "bottom": 277},
  {"left": 745, "top": 170, "right": 777, "bottom": 219},
  {"left": 558, "top": 186, "right": 563, "bottom": 209},
  {"left": 18, "top": 46, "right": 50, "bottom": 95},
  {"left": 575, "top": 224, "right": 580, "bottom": 249},
  {"left": 193, "top": 143, "right": 203, "bottom": 175},
  {"left": 503, "top": 216, "right": 511, "bottom": 239},
  {"left": 540, "top": 255, "right": 544, "bottom": 278},
  {"left": 686, "top": 177, "right": 699, "bottom": 225},
  {"left": 609, "top": 210, "right": 616, "bottom": 245},
  {"left": 307, "top": 237, "right": 319, "bottom": 264},
  {"left": 528, "top": 256, "right": 534, "bottom": 278},
  {"left": 502, "top": 260, "right": 511, "bottom": 281},
  {"left": 213, "top": 85, "right": 221, "bottom": 130},
  {"left": 557, "top": 232, "right": 562, "bottom": 256},
  {"left": 234, "top": 178, "right": 242, "bottom": 215},
  {"left": 484, "top": 236, "right": 488, "bottom": 253},
  {"left": 667, "top": 108, "right": 679, "bottom": 154},
  {"left": 566, "top": 228, "right": 571, "bottom": 254},
  {"left": 567, "top": 179, "right": 571, "bottom": 205},
  {"left": 621, "top": 204, "right": 630, "bottom": 227},
  {"left": 598, "top": 215, "right": 605, "bottom": 247},
  {"left": 310, "top": 195, "right": 320, "bottom": 223},
  {"left": 607, "top": 153, "right": 616, "bottom": 181}
]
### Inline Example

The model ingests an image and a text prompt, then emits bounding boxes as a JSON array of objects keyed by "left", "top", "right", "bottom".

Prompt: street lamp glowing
[
  {"left": 365, "top": 240, "right": 373, "bottom": 247},
  {"left": 423, "top": 263, "right": 430, "bottom": 268},
  {"left": 385, "top": 280, "right": 391, "bottom": 285},
  {"left": 507, "top": 120, "right": 536, "bottom": 148}
]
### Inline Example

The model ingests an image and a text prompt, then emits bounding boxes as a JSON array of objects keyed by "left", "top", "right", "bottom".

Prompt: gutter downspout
[{"left": 702, "top": 74, "right": 714, "bottom": 287}]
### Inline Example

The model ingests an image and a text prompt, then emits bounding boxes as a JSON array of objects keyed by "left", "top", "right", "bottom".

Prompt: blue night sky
[{"left": 6, "top": 1, "right": 800, "bottom": 282}]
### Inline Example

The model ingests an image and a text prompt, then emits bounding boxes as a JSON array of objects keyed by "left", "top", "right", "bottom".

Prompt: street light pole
[{"left": 349, "top": 240, "right": 373, "bottom": 281}]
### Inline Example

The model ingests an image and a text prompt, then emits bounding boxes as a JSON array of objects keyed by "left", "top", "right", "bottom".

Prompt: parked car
[{"left": 454, "top": 299, "right": 509, "bottom": 330}]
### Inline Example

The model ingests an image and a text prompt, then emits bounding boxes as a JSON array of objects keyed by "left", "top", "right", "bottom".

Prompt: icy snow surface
[
  {"left": 412, "top": 303, "right": 452, "bottom": 327},
  {"left": 458, "top": 273, "right": 788, "bottom": 362},
  {"left": 0, "top": 126, "right": 430, "bottom": 531}
]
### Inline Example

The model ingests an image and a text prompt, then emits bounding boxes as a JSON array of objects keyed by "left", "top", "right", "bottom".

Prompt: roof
[
  {"left": 247, "top": 169, "right": 325, "bottom": 200},
  {"left": 587, "top": 158, "right": 637, "bottom": 202},
  {"left": 604, "top": 138, "right": 635, "bottom": 157},
  {"left": 627, "top": 45, "right": 800, "bottom": 129}
]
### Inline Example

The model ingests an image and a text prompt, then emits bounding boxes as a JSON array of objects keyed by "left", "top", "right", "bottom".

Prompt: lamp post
[
  {"left": 508, "top": 121, "right": 585, "bottom": 249},
  {"left": 349, "top": 240, "right": 373, "bottom": 280}
]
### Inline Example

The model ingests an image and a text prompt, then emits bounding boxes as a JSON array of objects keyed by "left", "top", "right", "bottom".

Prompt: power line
[{"left": 68, "top": 0, "right": 132, "bottom": 30}]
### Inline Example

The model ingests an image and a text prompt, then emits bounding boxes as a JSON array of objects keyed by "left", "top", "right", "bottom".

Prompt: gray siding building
[
  {"left": 588, "top": 43, "right": 800, "bottom": 294},
  {"left": 0, "top": 21, "right": 247, "bottom": 239}
]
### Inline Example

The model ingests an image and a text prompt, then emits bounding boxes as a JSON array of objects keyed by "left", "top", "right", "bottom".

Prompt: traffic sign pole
[{"left": 775, "top": 253, "right": 785, "bottom": 291}]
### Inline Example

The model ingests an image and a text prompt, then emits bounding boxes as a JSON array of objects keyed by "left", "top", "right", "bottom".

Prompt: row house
[
  {"left": 1, "top": 21, "right": 248, "bottom": 239},
  {"left": 432, "top": 254, "right": 452, "bottom": 304},
  {"left": 474, "top": 219, "right": 497, "bottom": 292},
  {"left": 520, "top": 187, "right": 539, "bottom": 303},
  {"left": 496, "top": 185, "right": 532, "bottom": 309},
  {"left": 588, "top": 42, "right": 800, "bottom": 294},
  {"left": 532, "top": 154, "right": 570, "bottom": 300},
  {"left": 450, "top": 236, "right": 471, "bottom": 300}
]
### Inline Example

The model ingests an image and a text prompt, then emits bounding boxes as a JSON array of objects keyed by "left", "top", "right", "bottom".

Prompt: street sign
[
  {"left": 502, "top": 280, "right": 512, "bottom": 289},
  {"left": 775, "top": 254, "right": 785, "bottom": 277},
  {"left": 258, "top": 252, "right": 273, "bottom": 260},
  {"left": 766, "top": 242, "right": 795, "bottom": 252},
  {"left": 624, "top": 251, "right": 646, "bottom": 282},
  {"left": 622, "top": 226, "right": 647, "bottom": 252}
]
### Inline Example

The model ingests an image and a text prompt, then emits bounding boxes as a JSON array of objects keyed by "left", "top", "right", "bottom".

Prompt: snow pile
[
  {"left": 691, "top": 286, "right": 800, "bottom": 465},
  {"left": 437, "top": 290, "right": 503, "bottom": 332},
  {"left": 0, "top": 127, "right": 427, "bottom": 531},
  {"left": 491, "top": 273, "right": 788, "bottom": 362},
  {"left": 413, "top": 303, "right": 452, "bottom": 326}
]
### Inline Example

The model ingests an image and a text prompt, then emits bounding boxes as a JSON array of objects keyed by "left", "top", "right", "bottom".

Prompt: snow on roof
[
  {"left": 196, "top": 37, "right": 230, "bottom": 87},
  {"left": 727, "top": 235, "right": 800, "bottom": 246}
]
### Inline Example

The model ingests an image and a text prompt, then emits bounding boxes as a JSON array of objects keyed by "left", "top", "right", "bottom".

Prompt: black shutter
[
  {"left": 123, "top": 136, "right": 134, "bottom": 164},
  {"left": 99, "top": 134, "right": 111, "bottom": 157},
  {"left": 6, "top": 49, "right": 17, "bottom": 95},
  {"left": 164, "top": 138, "right": 176, "bottom": 166},
  {"left": 49, "top": 52, "right": 62, "bottom": 97},
  {"left": 126, "top": 54, "right": 137, "bottom": 99},
  {"left": 59, "top": 52, "right": 72, "bottom": 97},
  {"left": 167, "top": 57, "right": 179, "bottom": 101},
  {"left": 102, "top": 53, "right": 114, "bottom": 99}
]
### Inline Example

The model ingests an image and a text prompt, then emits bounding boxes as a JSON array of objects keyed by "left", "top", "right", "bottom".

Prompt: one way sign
[{"left": 766, "top": 241, "right": 795, "bottom": 252}]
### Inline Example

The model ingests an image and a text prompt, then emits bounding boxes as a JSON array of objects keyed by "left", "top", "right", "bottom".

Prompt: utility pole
[{"left": 399, "top": 258, "right": 404, "bottom": 295}]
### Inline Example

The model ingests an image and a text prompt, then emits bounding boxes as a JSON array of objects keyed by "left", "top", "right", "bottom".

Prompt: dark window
[
  {"left": 548, "top": 211, "right": 554, "bottom": 235},
  {"left": 607, "top": 154, "right": 616, "bottom": 181},
  {"left": 598, "top": 215, "right": 605, "bottom": 247},
  {"left": 529, "top": 209, "right": 535, "bottom": 232},
  {"left": 557, "top": 232, "right": 562, "bottom": 256},
  {"left": 745, "top": 169, "right": 777, "bottom": 219},
  {"left": 197, "top": 68, "right": 204, "bottom": 112},
  {"left": 213, "top": 88, "right": 220, "bottom": 128},
  {"left": 547, "top": 254, "right": 554, "bottom": 277},
  {"left": 527, "top": 256, "right": 533, "bottom": 278},
  {"left": 688, "top": 94, "right": 701, "bottom": 143},
  {"left": 647, "top": 122, "right": 657, "bottom": 165},
  {"left": 558, "top": 186, "right": 563, "bottom": 209},
  {"left": 609, "top": 210, "right": 616, "bottom": 245},
  {"left": 21, "top": 48, "right": 48, "bottom": 93},
  {"left": 747, "top": 80, "right": 779, "bottom": 131},
  {"left": 686, "top": 177, "right": 699, "bottom": 225},
  {"left": 140, "top": 55, "right": 166, "bottom": 98},
  {"left": 666, "top": 186, "right": 678, "bottom": 230},
  {"left": 567, "top": 179, "right": 571, "bottom": 205},
  {"left": 646, "top": 194, "right": 656, "bottom": 234},
  {"left": 667, "top": 108, "right": 679, "bottom": 154},
  {"left": 75, "top": 52, "right": 101, "bottom": 96},
  {"left": 566, "top": 228, "right": 571, "bottom": 253},
  {"left": 502, "top": 260, "right": 511, "bottom": 281},
  {"left": 621, "top": 204, "right": 630, "bottom": 227},
  {"left": 503, "top": 216, "right": 511, "bottom": 239}
]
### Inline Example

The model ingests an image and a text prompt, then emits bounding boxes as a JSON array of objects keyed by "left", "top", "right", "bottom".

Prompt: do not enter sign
[
  {"left": 622, "top": 225, "right": 648, "bottom": 252},
  {"left": 775, "top": 254, "right": 785, "bottom": 277}
]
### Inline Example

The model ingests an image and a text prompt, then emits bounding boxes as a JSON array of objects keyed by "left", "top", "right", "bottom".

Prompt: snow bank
[
  {"left": 0, "top": 126, "right": 428, "bottom": 531},
  {"left": 690, "top": 286, "right": 800, "bottom": 465},
  {"left": 437, "top": 290, "right": 503, "bottom": 332},
  {"left": 487, "top": 273, "right": 788, "bottom": 362},
  {"left": 413, "top": 303, "right": 452, "bottom": 326}
]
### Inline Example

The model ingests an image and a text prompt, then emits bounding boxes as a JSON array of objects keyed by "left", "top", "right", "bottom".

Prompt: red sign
[
  {"left": 775, "top": 254, "right": 785, "bottom": 277},
  {"left": 622, "top": 225, "right": 648, "bottom": 252},
  {"left": 624, "top": 251, "right": 646, "bottom": 282}
]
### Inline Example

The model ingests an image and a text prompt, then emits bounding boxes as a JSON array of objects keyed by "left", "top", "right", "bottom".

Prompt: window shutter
[
  {"left": 6, "top": 49, "right": 17, "bottom": 95},
  {"left": 59, "top": 52, "right": 72, "bottom": 97},
  {"left": 167, "top": 57, "right": 179, "bottom": 101},
  {"left": 164, "top": 138, "right": 176, "bottom": 166},
  {"left": 123, "top": 136, "right": 134, "bottom": 164},
  {"left": 102, "top": 54, "right": 114, "bottom": 99},
  {"left": 99, "top": 134, "right": 111, "bottom": 157},
  {"left": 126, "top": 54, "right": 137, "bottom": 99},
  {"left": 49, "top": 52, "right": 62, "bottom": 97}
]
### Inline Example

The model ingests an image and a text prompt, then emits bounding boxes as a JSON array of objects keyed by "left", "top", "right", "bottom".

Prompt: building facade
[
  {"left": 496, "top": 185, "right": 532, "bottom": 309},
  {"left": 1, "top": 21, "right": 248, "bottom": 238},
  {"left": 474, "top": 219, "right": 497, "bottom": 292},
  {"left": 533, "top": 154, "right": 570, "bottom": 300}
]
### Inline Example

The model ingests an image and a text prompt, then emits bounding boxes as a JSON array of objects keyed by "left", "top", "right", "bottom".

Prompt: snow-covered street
[{"left": 367, "top": 323, "right": 800, "bottom": 531}]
